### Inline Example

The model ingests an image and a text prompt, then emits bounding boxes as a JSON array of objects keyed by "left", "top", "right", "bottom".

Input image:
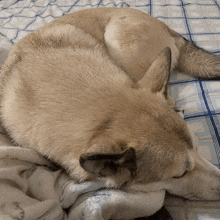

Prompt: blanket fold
[{"left": 0, "top": 145, "right": 165, "bottom": 220}]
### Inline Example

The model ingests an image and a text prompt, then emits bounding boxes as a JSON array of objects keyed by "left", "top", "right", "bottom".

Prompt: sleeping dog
[{"left": 1, "top": 8, "right": 220, "bottom": 200}]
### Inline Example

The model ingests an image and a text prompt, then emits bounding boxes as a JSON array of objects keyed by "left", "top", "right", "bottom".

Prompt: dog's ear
[
  {"left": 79, "top": 148, "right": 137, "bottom": 177},
  {"left": 138, "top": 47, "right": 171, "bottom": 98}
]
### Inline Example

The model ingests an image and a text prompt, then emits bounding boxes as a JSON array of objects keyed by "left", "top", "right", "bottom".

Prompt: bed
[{"left": 0, "top": 0, "right": 220, "bottom": 220}]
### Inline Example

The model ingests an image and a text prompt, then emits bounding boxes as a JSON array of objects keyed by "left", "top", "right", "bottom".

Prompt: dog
[{"left": 1, "top": 7, "right": 220, "bottom": 200}]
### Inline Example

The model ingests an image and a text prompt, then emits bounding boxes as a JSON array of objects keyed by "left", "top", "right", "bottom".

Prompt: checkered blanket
[{"left": 1, "top": 1, "right": 220, "bottom": 220}]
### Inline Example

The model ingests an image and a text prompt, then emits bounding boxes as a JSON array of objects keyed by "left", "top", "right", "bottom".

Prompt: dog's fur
[{"left": 1, "top": 8, "right": 220, "bottom": 200}]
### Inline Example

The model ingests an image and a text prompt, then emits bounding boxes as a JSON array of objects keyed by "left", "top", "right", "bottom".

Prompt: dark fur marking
[
  {"left": 96, "top": 117, "right": 113, "bottom": 132},
  {"left": 89, "top": 117, "right": 114, "bottom": 143}
]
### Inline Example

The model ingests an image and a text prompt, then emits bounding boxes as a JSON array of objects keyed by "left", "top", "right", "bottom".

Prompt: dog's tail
[{"left": 174, "top": 35, "right": 220, "bottom": 79}]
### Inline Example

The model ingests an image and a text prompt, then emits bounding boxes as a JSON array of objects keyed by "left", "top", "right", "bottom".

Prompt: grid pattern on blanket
[{"left": 0, "top": 0, "right": 220, "bottom": 220}]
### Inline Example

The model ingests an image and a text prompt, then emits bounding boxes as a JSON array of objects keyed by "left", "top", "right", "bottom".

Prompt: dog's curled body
[
  {"left": 1, "top": 8, "right": 220, "bottom": 198},
  {"left": 0, "top": 24, "right": 180, "bottom": 186}
]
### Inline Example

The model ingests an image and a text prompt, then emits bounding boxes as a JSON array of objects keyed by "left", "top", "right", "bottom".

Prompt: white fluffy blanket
[{"left": 0, "top": 138, "right": 164, "bottom": 220}]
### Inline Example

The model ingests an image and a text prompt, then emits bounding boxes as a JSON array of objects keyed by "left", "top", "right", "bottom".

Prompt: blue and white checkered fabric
[{"left": 0, "top": 0, "right": 220, "bottom": 166}]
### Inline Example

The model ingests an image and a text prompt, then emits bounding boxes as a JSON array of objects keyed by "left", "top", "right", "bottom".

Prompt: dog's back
[{"left": 0, "top": 25, "right": 130, "bottom": 153}]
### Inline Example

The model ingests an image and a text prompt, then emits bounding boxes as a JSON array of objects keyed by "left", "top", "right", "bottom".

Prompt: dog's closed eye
[{"left": 173, "top": 170, "right": 188, "bottom": 179}]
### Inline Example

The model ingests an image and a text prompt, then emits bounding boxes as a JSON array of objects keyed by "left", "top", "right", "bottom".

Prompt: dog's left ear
[
  {"left": 79, "top": 148, "right": 137, "bottom": 177},
  {"left": 138, "top": 47, "right": 171, "bottom": 98}
]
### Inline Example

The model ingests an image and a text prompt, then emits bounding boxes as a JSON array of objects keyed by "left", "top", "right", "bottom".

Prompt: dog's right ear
[
  {"left": 138, "top": 47, "right": 171, "bottom": 99},
  {"left": 79, "top": 148, "right": 137, "bottom": 177}
]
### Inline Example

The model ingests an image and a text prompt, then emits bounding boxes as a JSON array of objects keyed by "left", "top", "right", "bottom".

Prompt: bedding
[
  {"left": 0, "top": 144, "right": 164, "bottom": 220},
  {"left": 0, "top": 0, "right": 220, "bottom": 220}
]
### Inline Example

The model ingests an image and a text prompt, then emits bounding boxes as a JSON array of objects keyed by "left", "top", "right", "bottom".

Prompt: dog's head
[{"left": 79, "top": 47, "right": 220, "bottom": 200}]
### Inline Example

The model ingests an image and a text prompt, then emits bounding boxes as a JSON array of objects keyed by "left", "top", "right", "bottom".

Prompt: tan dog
[{"left": 1, "top": 8, "right": 220, "bottom": 200}]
